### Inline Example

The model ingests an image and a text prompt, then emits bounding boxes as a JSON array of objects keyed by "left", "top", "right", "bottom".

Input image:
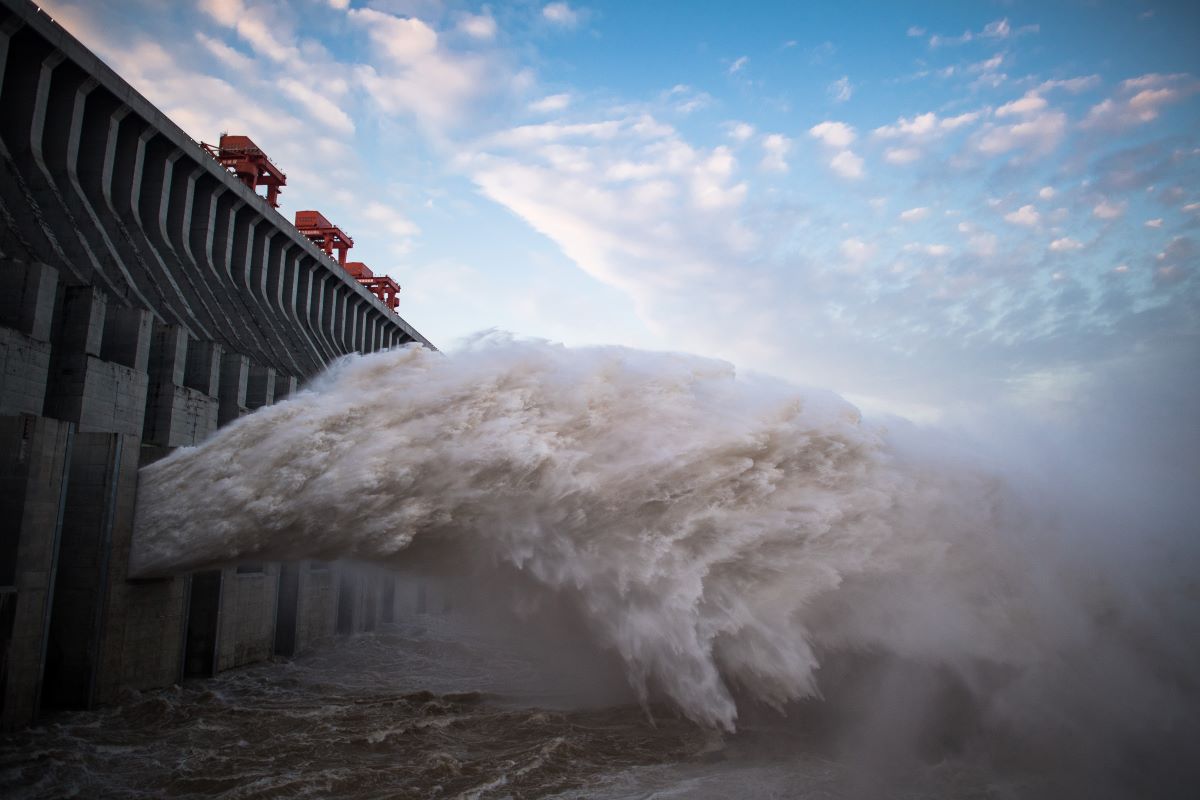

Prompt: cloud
[
  {"left": 810, "top": 121, "right": 856, "bottom": 148},
  {"left": 808, "top": 41, "right": 836, "bottom": 65},
  {"left": 200, "top": 0, "right": 310, "bottom": 67},
  {"left": 1153, "top": 236, "right": 1195, "bottom": 286},
  {"left": 542, "top": 2, "right": 581, "bottom": 27},
  {"left": 906, "top": 26, "right": 925, "bottom": 37},
  {"left": 361, "top": 201, "right": 421, "bottom": 240},
  {"left": 196, "top": 31, "right": 256, "bottom": 73},
  {"left": 278, "top": 77, "right": 355, "bottom": 134},
  {"left": 899, "top": 206, "right": 930, "bottom": 222},
  {"left": 529, "top": 93, "right": 572, "bottom": 113},
  {"left": 975, "top": 110, "right": 1067, "bottom": 157},
  {"left": 1146, "top": 218, "right": 1164, "bottom": 228},
  {"left": 665, "top": 84, "right": 713, "bottom": 114},
  {"left": 928, "top": 17, "right": 1039, "bottom": 47},
  {"left": 841, "top": 237, "right": 875, "bottom": 265},
  {"left": 982, "top": 19, "right": 1016, "bottom": 38},
  {"left": 1005, "top": 204, "right": 1040, "bottom": 226},
  {"left": 482, "top": 120, "right": 626, "bottom": 149},
  {"left": 1082, "top": 73, "right": 1198, "bottom": 128},
  {"left": 828, "top": 76, "right": 853, "bottom": 103},
  {"left": 728, "top": 55, "right": 749, "bottom": 75},
  {"left": 760, "top": 134, "right": 791, "bottom": 172},
  {"left": 1049, "top": 236, "right": 1084, "bottom": 252},
  {"left": 996, "top": 92, "right": 1048, "bottom": 117},
  {"left": 350, "top": 9, "right": 437, "bottom": 63},
  {"left": 348, "top": 7, "right": 497, "bottom": 132},
  {"left": 970, "top": 53, "right": 1005, "bottom": 74},
  {"left": 199, "top": 0, "right": 243, "bottom": 28},
  {"left": 1038, "top": 75, "right": 1102, "bottom": 94},
  {"left": 874, "top": 110, "right": 981, "bottom": 140},
  {"left": 968, "top": 232, "right": 998, "bottom": 257},
  {"left": 809, "top": 122, "right": 865, "bottom": 179},
  {"left": 885, "top": 147, "right": 921, "bottom": 165},
  {"left": 726, "top": 122, "right": 755, "bottom": 142},
  {"left": 461, "top": 112, "right": 753, "bottom": 315},
  {"left": 963, "top": 52, "right": 1009, "bottom": 89},
  {"left": 1093, "top": 200, "right": 1127, "bottom": 220},
  {"left": 458, "top": 12, "right": 498, "bottom": 41},
  {"left": 903, "top": 242, "right": 951, "bottom": 257},
  {"left": 1038, "top": 186, "right": 1055, "bottom": 200},
  {"left": 829, "top": 150, "right": 865, "bottom": 179}
]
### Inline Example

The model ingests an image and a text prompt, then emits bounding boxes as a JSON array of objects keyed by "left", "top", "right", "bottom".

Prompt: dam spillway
[{"left": 0, "top": 0, "right": 431, "bottom": 730}]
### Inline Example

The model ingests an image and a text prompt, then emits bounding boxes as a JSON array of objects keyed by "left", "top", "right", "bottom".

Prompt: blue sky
[{"left": 41, "top": 0, "right": 1199, "bottom": 425}]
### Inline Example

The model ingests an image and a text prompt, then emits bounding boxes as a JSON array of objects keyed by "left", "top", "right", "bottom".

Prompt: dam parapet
[{"left": 0, "top": 0, "right": 428, "bottom": 730}]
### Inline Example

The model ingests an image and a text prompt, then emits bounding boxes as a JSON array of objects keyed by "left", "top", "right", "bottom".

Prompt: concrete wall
[
  {"left": 0, "top": 0, "right": 431, "bottom": 731},
  {"left": 294, "top": 562, "right": 338, "bottom": 654},
  {"left": 216, "top": 564, "right": 279, "bottom": 672},
  {"left": 38, "top": 430, "right": 187, "bottom": 708},
  {"left": 390, "top": 575, "right": 455, "bottom": 618},
  {"left": 0, "top": 261, "right": 56, "bottom": 416}
]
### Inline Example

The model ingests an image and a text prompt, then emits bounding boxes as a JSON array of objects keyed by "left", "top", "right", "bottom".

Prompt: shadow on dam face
[
  {"left": 183, "top": 571, "right": 221, "bottom": 679},
  {"left": 336, "top": 572, "right": 356, "bottom": 636},
  {"left": 273, "top": 563, "right": 299, "bottom": 658}
]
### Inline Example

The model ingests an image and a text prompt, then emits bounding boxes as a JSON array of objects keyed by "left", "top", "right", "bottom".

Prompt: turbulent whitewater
[
  {"left": 132, "top": 334, "right": 1198, "bottom": 781},
  {"left": 133, "top": 336, "right": 1042, "bottom": 730}
]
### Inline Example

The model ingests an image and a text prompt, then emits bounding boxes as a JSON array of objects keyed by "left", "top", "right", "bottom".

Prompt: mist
[{"left": 132, "top": 333, "right": 1200, "bottom": 797}]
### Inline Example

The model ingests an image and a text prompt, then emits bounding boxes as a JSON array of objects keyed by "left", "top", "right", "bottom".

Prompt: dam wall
[{"left": 0, "top": 0, "right": 425, "bottom": 730}]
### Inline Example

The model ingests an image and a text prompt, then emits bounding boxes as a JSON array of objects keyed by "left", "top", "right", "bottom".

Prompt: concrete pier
[{"left": 0, "top": 0, "right": 431, "bottom": 730}]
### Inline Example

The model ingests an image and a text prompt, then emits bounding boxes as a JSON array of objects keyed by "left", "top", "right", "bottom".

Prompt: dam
[{"left": 0, "top": 0, "right": 432, "bottom": 730}]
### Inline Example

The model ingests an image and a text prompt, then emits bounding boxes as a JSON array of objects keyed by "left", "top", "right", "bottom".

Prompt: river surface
[{"left": 1, "top": 611, "right": 1046, "bottom": 800}]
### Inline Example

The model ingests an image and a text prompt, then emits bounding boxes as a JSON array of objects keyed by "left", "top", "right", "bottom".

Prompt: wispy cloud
[
  {"left": 828, "top": 76, "right": 853, "bottom": 103},
  {"left": 1049, "top": 236, "right": 1084, "bottom": 252},
  {"left": 927, "top": 17, "right": 1040, "bottom": 47},
  {"left": 458, "top": 11, "right": 498, "bottom": 41},
  {"left": 542, "top": 2, "right": 582, "bottom": 28},
  {"left": 529, "top": 93, "right": 572, "bottom": 113},
  {"left": 1082, "top": 73, "right": 1199, "bottom": 128},
  {"left": 760, "top": 133, "right": 792, "bottom": 172}
]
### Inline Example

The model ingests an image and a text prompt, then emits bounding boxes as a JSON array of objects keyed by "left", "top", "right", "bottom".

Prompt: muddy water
[
  {"left": 1, "top": 614, "right": 706, "bottom": 799},
  {"left": 0, "top": 612, "right": 1042, "bottom": 800}
]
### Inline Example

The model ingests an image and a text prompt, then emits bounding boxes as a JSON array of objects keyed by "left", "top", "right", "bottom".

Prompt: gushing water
[{"left": 131, "top": 335, "right": 1199, "bottom": 793}]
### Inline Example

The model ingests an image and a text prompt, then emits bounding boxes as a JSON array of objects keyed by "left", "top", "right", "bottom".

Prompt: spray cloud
[{"left": 132, "top": 335, "right": 1198, "bottom": 782}]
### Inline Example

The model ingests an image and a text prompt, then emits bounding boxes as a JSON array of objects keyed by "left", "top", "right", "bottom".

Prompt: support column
[
  {"left": 44, "top": 286, "right": 150, "bottom": 437},
  {"left": 0, "top": 260, "right": 58, "bottom": 416},
  {"left": 245, "top": 363, "right": 275, "bottom": 411},
  {"left": 0, "top": 414, "right": 74, "bottom": 730},
  {"left": 142, "top": 324, "right": 219, "bottom": 452},
  {"left": 217, "top": 351, "right": 248, "bottom": 426}
]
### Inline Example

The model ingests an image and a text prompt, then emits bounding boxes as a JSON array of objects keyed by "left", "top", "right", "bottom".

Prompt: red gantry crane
[
  {"left": 200, "top": 134, "right": 287, "bottom": 208},
  {"left": 296, "top": 210, "right": 402, "bottom": 311},
  {"left": 346, "top": 262, "right": 402, "bottom": 310},
  {"left": 294, "top": 209, "right": 354, "bottom": 267},
  {"left": 203, "top": 131, "right": 404, "bottom": 313}
]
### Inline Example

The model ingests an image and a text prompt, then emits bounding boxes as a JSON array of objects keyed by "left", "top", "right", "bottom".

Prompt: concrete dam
[{"left": 0, "top": 0, "right": 433, "bottom": 730}]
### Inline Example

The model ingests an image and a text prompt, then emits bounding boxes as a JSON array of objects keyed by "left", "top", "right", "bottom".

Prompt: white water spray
[{"left": 132, "top": 335, "right": 1195, "bottom": 742}]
